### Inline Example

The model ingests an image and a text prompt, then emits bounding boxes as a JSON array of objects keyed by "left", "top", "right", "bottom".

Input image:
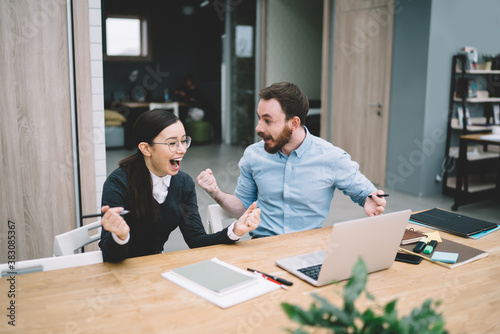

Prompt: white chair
[
  {"left": 53, "top": 221, "right": 102, "bottom": 256},
  {"left": 149, "top": 102, "right": 179, "bottom": 118},
  {"left": 0, "top": 251, "right": 103, "bottom": 277},
  {"left": 206, "top": 204, "right": 236, "bottom": 233}
]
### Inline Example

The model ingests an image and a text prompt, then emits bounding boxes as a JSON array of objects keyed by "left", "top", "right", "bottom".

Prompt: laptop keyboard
[{"left": 298, "top": 264, "right": 322, "bottom": 280}]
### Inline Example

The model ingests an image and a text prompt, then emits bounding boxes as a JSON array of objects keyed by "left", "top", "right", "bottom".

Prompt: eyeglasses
[{"left": 151, "top": 136, "right": 192, "bottom": 152}]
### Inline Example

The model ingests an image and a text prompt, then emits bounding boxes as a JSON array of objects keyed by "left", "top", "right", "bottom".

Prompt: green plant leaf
[
  {"left": 311, "top": 293, "right": 354, "bottom": 326},
  {"left": 281, "top": 303, "right": 315, "bottom": 326},
  {"left": 281, "top": 259, "right": 447, "bottom": 333},
  {"left": 482, "top": 54, "right": 493, "bottom": 62},
  {"left": 344, "top": 258, "right": 368, "bottom": 309},
  {"left": 384, "top": 300, "right": 397, "bottom": 314},
  {"left": 283, "top": 327, "right": 309, "bottom": 334},
  {"left": 399, "top": 299, "right": 447, "bottom": 334}
]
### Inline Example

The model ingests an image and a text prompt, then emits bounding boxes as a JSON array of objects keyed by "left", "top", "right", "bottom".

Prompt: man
[{"left": 197, "top": 82, "right": 386, "bottom": 238}]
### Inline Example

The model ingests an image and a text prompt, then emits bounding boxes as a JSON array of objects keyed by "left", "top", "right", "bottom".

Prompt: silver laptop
[{"left": 275, "top": 210, "right": 411, "bottom": 287}]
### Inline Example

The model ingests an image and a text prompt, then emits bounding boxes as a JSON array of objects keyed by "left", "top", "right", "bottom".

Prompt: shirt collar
[
  {"left": 279, "top": 126, "right": 312, "bottom": 159},
  {"left": 150, "top": 171, "right": 172, "bottom": 187}
]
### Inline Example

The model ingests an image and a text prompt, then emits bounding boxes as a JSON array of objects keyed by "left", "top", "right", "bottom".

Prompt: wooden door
[
  {"left": 0, "top": 0, "right": 76, "bottom": 260},
  {"left": 331, "top": 0, "right": 393, "bottom": 186}
]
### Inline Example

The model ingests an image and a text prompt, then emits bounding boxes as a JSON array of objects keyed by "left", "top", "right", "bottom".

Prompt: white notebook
[
  {"left": 169, "top": 258, "right": 257, "bottom": 294},
  {"left": 162, "top": 258, "right": 280, "bottom": 308}
]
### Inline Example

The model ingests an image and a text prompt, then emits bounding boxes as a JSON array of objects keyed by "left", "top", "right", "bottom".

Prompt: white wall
[
  {"left": 88, "top": 0, "right": 107, "bottom": 211},
  {"left": 265, "top": 0, "right": 323, "bottom": 100},
  {"left": 386, "top": 0, "right": 500, "bottom": 196}
]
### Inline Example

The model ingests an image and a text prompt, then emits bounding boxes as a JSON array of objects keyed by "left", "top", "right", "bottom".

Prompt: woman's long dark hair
[{"left": 119, "top": 109, "right": 180, "bottom": 222}]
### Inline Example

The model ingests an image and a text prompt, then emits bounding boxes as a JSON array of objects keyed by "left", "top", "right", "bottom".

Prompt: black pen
[
  {"left": 368, "top": 194, "right": 390, "bottom": 198},
  {"left": 81, "top": 210, "right": 130, "bottom": 219},
  {"left": 247, "top": 268, "right": 293, "bottom": 286}
]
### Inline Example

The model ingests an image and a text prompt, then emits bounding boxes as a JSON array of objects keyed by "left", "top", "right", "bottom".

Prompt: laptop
[{"left": 275, "top": 210, "right": 411, "bottom": 287}]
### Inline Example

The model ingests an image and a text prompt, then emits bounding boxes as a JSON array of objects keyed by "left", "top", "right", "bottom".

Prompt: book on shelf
[
  {"left": 399, "top": 238, "right": 488, "bottom": 269},
  {"left": 456, "top": 105, "right": 471, "bottom": 127}
]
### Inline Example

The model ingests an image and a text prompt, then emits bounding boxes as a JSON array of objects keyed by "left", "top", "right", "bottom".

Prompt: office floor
[{"left": 106, "top": 143, "right": 500, "bottom": 253}]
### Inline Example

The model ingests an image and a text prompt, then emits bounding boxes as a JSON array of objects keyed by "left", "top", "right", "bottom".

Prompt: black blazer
[{"left": 99, "top": 168, "right": 235, "bottom": 262}]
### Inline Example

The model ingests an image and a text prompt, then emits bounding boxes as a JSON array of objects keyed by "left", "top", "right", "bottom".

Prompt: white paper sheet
[{"left": 161, "top": 258, "right": 281, "bottom": 309}]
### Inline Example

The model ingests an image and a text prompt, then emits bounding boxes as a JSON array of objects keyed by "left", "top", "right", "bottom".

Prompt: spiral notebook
[{"left": 410, "top": 208, "right": 498, "bottom": 238}]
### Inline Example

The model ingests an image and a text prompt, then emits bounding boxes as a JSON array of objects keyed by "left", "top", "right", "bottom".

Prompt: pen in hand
[
  {"left": 81, "top": 210, "right": 130, "bottom": 219},
  {"left": 368, "top": 194, "right": 389, "bottom": 198},
  {"left": 247, "top": 268, "right": 293, "bottom": 286}
]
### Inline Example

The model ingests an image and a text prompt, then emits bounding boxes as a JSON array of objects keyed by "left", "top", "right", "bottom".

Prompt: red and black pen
[
  {"left": 247, "top": 268, "right": 293, "bottom": 289},
  {"left": 252, "top": 272, "right": 288, "bottom": 290}
]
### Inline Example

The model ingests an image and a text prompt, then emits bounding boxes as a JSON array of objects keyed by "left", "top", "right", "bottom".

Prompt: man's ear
[
  {"left": 138, "top": 142, "right": 152, "bottom": 157},
  {"left": 289, "top": 116, "right": 301, "bottom": 131}
]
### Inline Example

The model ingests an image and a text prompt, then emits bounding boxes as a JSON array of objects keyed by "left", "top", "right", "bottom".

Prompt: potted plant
[
  {"left": 281, "top": 258, "right": 447, "bottom": 333},
  {"left": 481, "top": 54, "right": 494, "bottom": 70}
]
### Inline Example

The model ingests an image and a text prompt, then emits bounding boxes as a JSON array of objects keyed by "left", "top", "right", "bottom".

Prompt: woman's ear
[{"left": 138, "top": 142, "right": 152, "bottom": 157}]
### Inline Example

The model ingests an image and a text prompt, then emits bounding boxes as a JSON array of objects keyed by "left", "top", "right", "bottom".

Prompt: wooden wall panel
[{"left": 0, "top": 0, "right": 76, "bottom": 261}]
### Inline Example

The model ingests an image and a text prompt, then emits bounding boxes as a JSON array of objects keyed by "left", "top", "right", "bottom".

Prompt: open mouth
[
  {"left": 263, "top": 136, "right": 274, "bottom": 144},
  {"left": 258, "top": 132, "right": 272, "bottom": 142},
  {"left": 170, "top": 158, "right": 182, "bottom": 169}
]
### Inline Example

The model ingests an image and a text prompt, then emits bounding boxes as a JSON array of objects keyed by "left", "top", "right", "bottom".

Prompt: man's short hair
[{"left": 259, "top": 82, "right": 309, "bottom": 125}]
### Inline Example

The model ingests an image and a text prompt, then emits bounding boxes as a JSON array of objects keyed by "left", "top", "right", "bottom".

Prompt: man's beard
[{"left": 258, "top": 125, "right": 292, "bottom": 154}]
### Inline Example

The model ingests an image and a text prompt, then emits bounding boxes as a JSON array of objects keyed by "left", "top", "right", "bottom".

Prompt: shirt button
[
  {"left": 287, "top": 163, "right": 291, "bottom": 166},
  {"left": 284, "top": 185, "right": 288, "bottom": 189},
  {"left": 285, "top": 204, "right": 289, "bottom": 208}
]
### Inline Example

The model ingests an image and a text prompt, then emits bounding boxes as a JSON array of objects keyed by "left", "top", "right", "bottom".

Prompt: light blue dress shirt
[{"left": 234, "top": 128, "right": 376, "bottom": 238}]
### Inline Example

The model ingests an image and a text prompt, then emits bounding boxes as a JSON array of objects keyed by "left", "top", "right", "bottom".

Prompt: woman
[{"left": 99, "top": 109, "right": 260, "bottom": 262}]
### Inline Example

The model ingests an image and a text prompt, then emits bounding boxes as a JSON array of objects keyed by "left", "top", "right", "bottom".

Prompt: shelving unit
[
  {"left": 442, "top": 55, "right": 500, "bottom": 210},
  {"left": 454, "top": 97, "right": 500, "bottom": 103}
]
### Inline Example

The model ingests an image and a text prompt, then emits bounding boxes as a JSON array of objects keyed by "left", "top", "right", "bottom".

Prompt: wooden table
[
  {"left": 2, "top": 223, "right": 500, "bottom": 333},
  {"left": 453, "top": 133, "right": 500, "bottom": 210}
]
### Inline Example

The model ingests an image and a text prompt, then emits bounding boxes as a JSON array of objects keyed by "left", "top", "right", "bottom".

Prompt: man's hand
[
  {"left": 196, "top": 168, "right": 220, "bottom": 199},
  {"left": 197, "top": 168, "right": 247, "bottom": 217},
  {"left": 233, "top": 202, "right": 261, "bottom": 237},
  {"left": 101, "top": 206, "right": 130, "bottom": 240},
  {"left": 364, "top": 190, "right": 386, "bottom": 216}
]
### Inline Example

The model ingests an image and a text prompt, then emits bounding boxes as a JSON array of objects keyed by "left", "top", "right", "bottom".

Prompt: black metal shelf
[{"left": 442, "top": 55, "right": 500, "bottom": 210}]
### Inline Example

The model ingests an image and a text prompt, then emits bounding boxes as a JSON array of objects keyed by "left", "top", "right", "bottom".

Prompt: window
[{"left": 104, "top": 15, "right": 150, "bottom": 61}]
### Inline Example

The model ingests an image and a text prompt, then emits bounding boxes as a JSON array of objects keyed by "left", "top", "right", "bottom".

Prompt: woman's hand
[
  {"left": 101, "top": 206, "right": 130, "bottom": 240},
  {"left": 233, "top": 202, "right": 261, "bottom": 237}
]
